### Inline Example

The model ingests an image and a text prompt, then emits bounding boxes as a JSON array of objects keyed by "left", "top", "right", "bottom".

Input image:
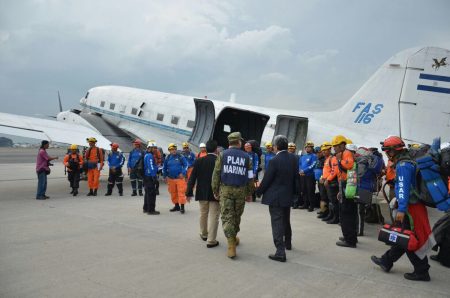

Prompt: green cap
[{"left": 227, "top": 132, "right": 243, "bottom": 142}]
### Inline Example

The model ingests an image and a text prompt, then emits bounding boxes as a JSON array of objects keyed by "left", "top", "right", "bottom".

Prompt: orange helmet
[
  {"left": 380, "top": 136, "right": 405, "bottom": 151},
  {"left": 110, "top": 143, "right": 119, "bottom": 149}
]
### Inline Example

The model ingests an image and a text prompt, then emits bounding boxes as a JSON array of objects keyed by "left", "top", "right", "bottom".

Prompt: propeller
[{"left": 58, "top": 91, "right": 63, "bottom": 112}]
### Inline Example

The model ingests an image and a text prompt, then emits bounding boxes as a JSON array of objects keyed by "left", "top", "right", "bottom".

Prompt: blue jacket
[
  {"left": 127, "top": 148, "right": 145, "bottom": 169},
  {"left": 108, "top": 151, "right": 125, "bottom": 169},
  {"left": 163, "top": 153, "right": 188, "bottom": 178},
  {"left": 264, "top": 152, "right": 275, "bottom": 170},
  {"left": 182, "top": 151, "right": 196, "bottom": 168},
  {"left": 247, "top": 152, "right": 259, "bottom": 174},
  {"left": 395, "top": 160, "right": 417, "bottom": 213},
  {"left": 144, "top": 153, "right": 157, "bottom": 177},
  {"left": 314, "top": 156, "right": 324, "bottom": 181},
  {"left": 299, "top": 153, "right": 317, "bottom": 176},
  {"left": 358, "top": 155, "right": 383, "bottom": 192}
]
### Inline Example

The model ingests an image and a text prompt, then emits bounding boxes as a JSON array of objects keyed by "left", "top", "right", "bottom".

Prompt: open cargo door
[
  {"left": 188, "top": 99, "right": 215, "bottom": 148},
  {"left": 274, "top": 115, "right": 308, "bottom": 150}
]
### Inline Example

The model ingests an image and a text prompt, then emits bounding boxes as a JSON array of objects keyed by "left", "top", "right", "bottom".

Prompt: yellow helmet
[
  {"left": 305, "top": 140, "right": 314, "bottom": 147},
  {"left": 86, "top": 137, "right": 97, "bottom": 143},
  {"left": 331, "top": 135, "right": 347, "bottom": 146},
  {"left": 182, "top": 142, "right": 189, "bottom": 148},
  {"left": 320, "top": 142, "right": 332, "bottom": 151},
  {"left": 69, "top": 144, "right": 78, "bottom": 150},
  {"left": 410, "top": 143, "right": 420, "bottom": 149},
  {"left": 346, "top": 138, "right": 353, "bottom": 144},
  {"left": 265, "top": 142, "right": 272, "bottom": 148},
  {"left": 168, "top": 143, "right": 177, "bottom": 150}
]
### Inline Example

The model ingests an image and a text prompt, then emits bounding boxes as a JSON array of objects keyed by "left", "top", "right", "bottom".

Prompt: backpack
[
  {"left": 399, "top": 146, "right": 450, "bottom": 212},
  {"left": 345, "top": 163, "right": 358, "bottom": 199},
  {"left": 68, "top": 154, "right": 80, "bottom": 170}
]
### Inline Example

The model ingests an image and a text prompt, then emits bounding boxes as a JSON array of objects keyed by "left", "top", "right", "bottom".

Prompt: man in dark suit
[
  {"left": 186, "top": 140, "right": 220, "bottom": 248},
  {"left": 256, "top": 135, "right": 298, "bottom": 262}
]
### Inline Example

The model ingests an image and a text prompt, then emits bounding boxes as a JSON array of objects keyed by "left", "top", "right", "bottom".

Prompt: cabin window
[
  {"left": 131, "top": 108, "right": 138, "bottom": 115},
  {"left": 171, "top": 116, "right": 179, "bottom": 125},
  {"left": 157, "top": 113, "right": 164, "bottom": 121},
  {"left": 119, "top": 105, "right": 126, "bottom": 113},
  {"left": 109, "top": 103, "right": 115, "bottom": 110},
  {"left": 186, "top": 120, "right": 195, "bottom": 128},
  {"left": 100, "top": 101, "right": 105, "bottom": 107}
]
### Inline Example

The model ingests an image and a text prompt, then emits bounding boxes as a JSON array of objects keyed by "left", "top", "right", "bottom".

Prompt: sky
[{"left": 1, "top": 0, "right": 450, "bottom": 117}]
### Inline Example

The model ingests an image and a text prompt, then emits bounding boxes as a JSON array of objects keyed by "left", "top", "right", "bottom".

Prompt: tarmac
[{"left": 0, "top": 148, "right": 449, "bottom": 298}]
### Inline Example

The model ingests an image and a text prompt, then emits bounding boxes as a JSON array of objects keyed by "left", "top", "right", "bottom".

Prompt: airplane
[{"left": 0, "top": 46, "right": 449, "bottom": 153}]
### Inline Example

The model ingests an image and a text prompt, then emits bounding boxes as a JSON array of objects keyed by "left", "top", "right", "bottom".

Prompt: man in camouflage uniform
[{"left": 212, "top": 132, "right": 254, "bottom": 259}]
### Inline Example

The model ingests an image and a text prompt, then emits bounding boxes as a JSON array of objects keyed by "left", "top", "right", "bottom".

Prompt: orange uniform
[
  {"left": 336, "top": 150, "right": 354, "bottom": 181},
  {"left": 85, "top": 146, "right": 104, "bottom": 190},
  {"left": 197, "top": 152, "right": 207, "bottom": 159},
  {"left": 322, "top": 156, "right": 332, "bottom": 180},
  {"left": 63, "top": 153, "right": 83, "bottom": 171},
  {"left": 386, "top": 160, "right": 396, "bottom": 182},
  {"left": 327, "top": 156, "right": 339, "bottom": 182},
  {"left": 152, "top": 149, "right": 162, "bottom": 166},
  {"left": 168, "top": 178, "right": 187, "bottom": 205}
]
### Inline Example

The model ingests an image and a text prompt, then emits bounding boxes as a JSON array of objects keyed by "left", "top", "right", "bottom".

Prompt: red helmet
[
  {"left": 380, "top": 136, "right": 405, "bottom": 151},
  {"left": 110, "top": 143, "right": 119, "bottom": 149},
  {"left": 133, "top": 139, "right": 142, "bottom": 145}
]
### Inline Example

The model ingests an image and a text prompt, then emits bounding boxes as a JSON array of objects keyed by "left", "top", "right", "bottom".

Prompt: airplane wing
[{"left": 0, "top": 112, "right": 113, "bottom": 149}]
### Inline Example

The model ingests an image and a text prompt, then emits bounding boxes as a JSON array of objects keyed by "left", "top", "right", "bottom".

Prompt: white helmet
[
  {"left": 441, "top": 142, "right": 450, "bottom": 150},
  {"left": 346, "top": 144, "right": 358, "bottom": 152},
  {"left": 147, "top": 142, "right": 156, "bottom": 148},
  {"left": 199, "top": 143, "right": 206, "bottom": 148}
]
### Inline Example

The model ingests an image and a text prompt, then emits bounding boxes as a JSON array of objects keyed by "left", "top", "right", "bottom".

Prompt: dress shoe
[
  {"left": 148, "top": 211, "right": 160, "bottom": 215},
  {"left": 339, "top": 236, "right": 358, "bottom": 243},
  {"left": 207, "top": 241, "right": 219, "bottom": 248},
  {"left": 404, "top": 272, "right": 430, "bottom": 281},
  {"left": 200, "top": 235, "right": 207, "bottom": 241},
  {"left": 371, "top": 256, "right": 391, "bottom": 272},
  {"left": 336, "top": 240, "right": 356, "bottom": 248},
  {"left": 268, "top": 254, "right": 286, "bottom": 262}
]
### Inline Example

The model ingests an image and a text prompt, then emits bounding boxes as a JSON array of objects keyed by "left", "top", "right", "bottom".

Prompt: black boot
[
  {"left": 105, "top": 184, "right": 113, "bottom": 196},
  {"left": 93, "top": 189, "right": 97, "bottom": 196},
  {"left": 70, "top": 188, "right": 74, "bottom": 194},
  {"left": 73, "top": 188, "right": 78, "bottom": 196},
  {"left": 404, "top": 272, "right": 430, "bottom": 281},
  {"left": 318, "top": 210, "right": 329, "bottom": 219},
  {"left": 87, "top": 189, "right": 94, "bottom": 196},
  {"left": 322, "top": 209, "right": 334, "bottom": 222},
  {"left": 327, "top": 214, "right": 339, "bottom": 224},
  {"left": 117, "top": 184, "right": 123, "bottom": 196},
  {"left": 180, "top": 204, "right": 185, "bottom": 214},
  {"left": 170, "top": 203, "right": 180, "bottom": 212},
  {"left": 139, "top": 190, "right": 143, "bottom": 196},
  {"left": 131, "top": 190, "right": 137, "bottom": 196}
]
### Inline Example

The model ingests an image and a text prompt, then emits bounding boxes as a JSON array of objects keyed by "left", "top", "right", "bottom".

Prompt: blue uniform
[
  {"left": 127, "top": 148, "right": 145, "bottom": 169},
  {"left": 247, "top": 152, "right": 259, "bottom": 175},
  {"left": 264, "top": 152, "right": 275, "bottom": 170},
  {"left": 108, "top": 151, "right": 125, "bottom": 169},
  {"left": 144, "top": 152, "right": 157, "bottom": 177},
  {"left": 395, "top": 160, "right": 417, "bottom": 213},
  {"left": 182, "top": 151, "right": 196, "bottom": 168},
  {"left": 299, "top": 152, "right": 317, "bottom": 176},
  {"left": 163, "top": 154, "right": 188, "bottom": 179}
]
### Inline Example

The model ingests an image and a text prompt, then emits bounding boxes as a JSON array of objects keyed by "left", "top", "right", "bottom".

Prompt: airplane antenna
[{"left": 58, "top": 91, "right": 63, "bottom": 112}]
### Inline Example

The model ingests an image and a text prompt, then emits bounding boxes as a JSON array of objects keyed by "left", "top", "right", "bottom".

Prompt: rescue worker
[
  {"left": 323, "top": 146, "right": 340, "bottom": 224},
  {"left": 181, "top": 142, "right": 196, "bottom": 181},
  {"left": 127, "top": 139, "right": 145, "bottom": 196},
  {"left": 143, "top": 142, "right": 160, "bottom": 215},
  {"left": 299, "top": 141, "right": 318, "bottom": 212},
  {"left": 85, "top": 137, "right": 104, "bottom": 196},
  {"left": 332, "top": 135, "right": 357, "bottom": 248},
  {"left": 264, "top": 142, "right": 275, "bottom": 171},
  {"left": 151, "top": 142, "right": 163, "bottom": 195},
  {"left": 105, "top": 143, "right": 125, "bottom": 196},
  {"left": 287, "top": 143, "right": 297, "bottom": 154},
  {"left": 63, "top": 144, "right": 83, "bottom": 196},
  {"left": 197, "top": 143, "right": 208, "bottom": 158},
  {"left": 371, "top": 136, "right": 432, "bottom": 281},
  {"left": 314, "top": 145, "right": 327, "bottom": 217},
  {"left": 212, "top": 132, "right": 254, "bottom": 259},
  {"left": 318, "top": 142, "right": 333, "bottom": 219},
  {"left": 244, "top": 142, "right": 259, "bottom": 202},
  {"left": 163, "top": 143, "right": 188, "bottom": 213}
]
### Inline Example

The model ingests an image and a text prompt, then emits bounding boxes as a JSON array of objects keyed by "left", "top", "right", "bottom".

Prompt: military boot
[
  {"left": 87, "top": 189, "right": 94, "bottom": 196},
  {"left": 322, "top": 209, "right": 333, "bottom": 222},
  {"left": 93, "top": 189, "right": 97, "bottom": 196},
  {"left": 227, "top": 237, "right": 237, "bottom": 259},
  {"left": 131, "top": 190, "right": 137, "bottom": 196},
  {"left": 170, "top": 203, "right": 180, "bottom": 212},
  {"left": 73, "top": 188, "right": 78, "bottom": 196},
  {"left": 117, "top": 184, "right": 123, "bottom": 196},
  {"left": 180, "top": 204, "right": 185, "bottom": 214}
]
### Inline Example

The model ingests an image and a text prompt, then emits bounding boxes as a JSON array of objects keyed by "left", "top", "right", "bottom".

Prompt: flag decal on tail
[{"left": 417, "top": 73, "right": 450, "bottom": 94}]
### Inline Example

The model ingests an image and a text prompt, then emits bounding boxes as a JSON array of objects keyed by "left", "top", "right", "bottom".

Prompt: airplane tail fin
[{"left": 338, "top": 46, "right": 450, "bottom": 146}]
